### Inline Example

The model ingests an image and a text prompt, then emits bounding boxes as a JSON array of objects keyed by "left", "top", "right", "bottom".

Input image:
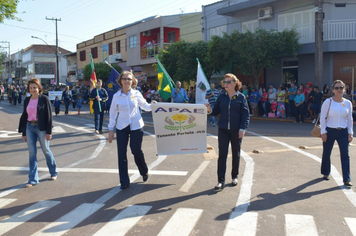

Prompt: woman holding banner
[
  {"left": 108, "top": 71, "right": 156, "bottom": 190},
  {"left": 206, "top": 73, "right": 250, "bottom": 191}
]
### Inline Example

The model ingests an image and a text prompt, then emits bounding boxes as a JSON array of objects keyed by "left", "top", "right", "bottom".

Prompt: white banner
[
  {"left": 48, "top": 91, "right": 63, "bottom": 100},
  {"left": 152, "top": 103, "right": 207, "bottom": 155}
]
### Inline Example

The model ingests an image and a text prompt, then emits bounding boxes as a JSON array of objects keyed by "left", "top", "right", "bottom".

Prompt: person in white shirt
[
  {"left": 108, "top": 71, "right": 157, "bottom": 189},
  {"left": 320, "top": 80, "right": 353, "bottom": 187}
]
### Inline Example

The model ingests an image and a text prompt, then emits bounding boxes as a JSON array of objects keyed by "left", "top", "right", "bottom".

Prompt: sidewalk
[{"left": 250, "top": 115, "right": 313, "bottom": 123}]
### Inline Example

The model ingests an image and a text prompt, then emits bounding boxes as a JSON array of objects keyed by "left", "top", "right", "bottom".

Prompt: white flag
[{"left": 195, "top": 60, "right": 209, "bottom": 104}]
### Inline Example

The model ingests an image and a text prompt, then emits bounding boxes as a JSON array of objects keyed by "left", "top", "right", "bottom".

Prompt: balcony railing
[
  {"left": 141, "top": 43, "right": 171, "bottom": 59},
  {"left": 279, "top": 20, "right": 356, "bottom": 44}
]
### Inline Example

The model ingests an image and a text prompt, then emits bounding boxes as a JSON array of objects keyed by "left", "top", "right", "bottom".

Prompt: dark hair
[{"left": 27, "top": 78, "right": 43, "bottom": 94}]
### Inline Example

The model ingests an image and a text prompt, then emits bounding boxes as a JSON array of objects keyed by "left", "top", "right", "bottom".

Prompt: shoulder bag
[{"left": 311, "top": 98, "right": 332, "bottom": 137}]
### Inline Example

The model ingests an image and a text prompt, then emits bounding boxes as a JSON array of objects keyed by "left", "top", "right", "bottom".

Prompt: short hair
[
  {"left": 27, "top": 78, "right": 43, "bottom": 94},
  {"left": 224, "top": 73, "right": 242, "bottom": 91},
  {"left": 117, "top": 71, "right": 137, "bottom": 88},
  {"left": 332, "top": 80, "right": 345, "bottom": 89}
]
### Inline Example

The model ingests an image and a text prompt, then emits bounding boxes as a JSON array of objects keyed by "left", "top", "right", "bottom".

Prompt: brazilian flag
[{"left": 156, "top": 56, "right": 173, "bottom": 101}]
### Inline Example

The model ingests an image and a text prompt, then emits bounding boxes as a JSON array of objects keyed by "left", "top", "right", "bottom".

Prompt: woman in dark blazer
[
  {"left": 206, "top": 73, "right": 250, "bottom": 191},
  {"left": 62, "top": 86, "right": 71, "bottom": 115},
  {"left": 18, "top": 78, "right": 58, "bottom": 187}
]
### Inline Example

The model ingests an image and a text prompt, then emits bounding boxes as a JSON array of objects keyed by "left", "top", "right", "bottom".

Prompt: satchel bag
[{"left": 311, "top": 98, "right": 332, "bottom": 138}]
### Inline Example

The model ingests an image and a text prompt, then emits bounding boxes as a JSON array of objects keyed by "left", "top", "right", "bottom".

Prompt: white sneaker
[{"left": 312, "top": 119, "right": 316, "bottom": 124}]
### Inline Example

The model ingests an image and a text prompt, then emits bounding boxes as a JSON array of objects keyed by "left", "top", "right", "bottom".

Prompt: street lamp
[{"left": 31, "top": 36, "right": 59, "bottom": 86}]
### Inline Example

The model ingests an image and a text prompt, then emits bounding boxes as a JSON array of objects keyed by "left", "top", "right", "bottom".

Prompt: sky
[{"left": 0, "top": 0, "right": 220, "bottom": 55}]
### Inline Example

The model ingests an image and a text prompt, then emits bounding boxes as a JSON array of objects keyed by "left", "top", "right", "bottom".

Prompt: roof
[
  {"left": 217, "top": 0, "right": 283, "bottom": 15},
  {"left": 23, "top": 44, "right": 72, "bottom": 54}
]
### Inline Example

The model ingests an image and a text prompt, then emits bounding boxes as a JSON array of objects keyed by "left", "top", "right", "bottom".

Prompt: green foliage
[
  {"left": 0, "top": 52, "right": 5, "bottom": 72},
  {"left": 83, "top": 62, "right": 122, "bottom": 85},
  {"left": 158, "top": 28, "right": 300, "bottom": 88},
  {"left": 0, "top": 0, "right": 22, "bottom": 23}
]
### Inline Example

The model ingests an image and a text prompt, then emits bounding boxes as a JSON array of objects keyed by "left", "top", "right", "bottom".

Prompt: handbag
[{"left": 311, "top": 98, "right": 332, "bottom": 137}]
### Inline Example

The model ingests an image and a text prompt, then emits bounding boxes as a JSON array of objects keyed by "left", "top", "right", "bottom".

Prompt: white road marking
[
  {"left": 51, "top": 126, "right": 66, "bottom": 133},
  {"left": 247, "top": 131, "right": 356, "bottom": 208},
  {"left": 179, "top": 160, "right": 210, "bottom": 192},
  {"left": 224, "top": 150, "right": 257, "bottom": 236},
  {"left": 31, "top": 203, "right": 104, "bottom": 236},
  {"left": 93, "top": 205, "right": 152, "bottom": 236},
  {"left": 0, "top": 130, "right": 21, "bottom": 138},
  {"left": 0, "top": 198, "right": 17, "bottom": 209},
  {"left": 345, "top": 217, "right": 356, "bottom": 236},
  {"left": 0, "top": 166, "right": 187, "bottom": 176},
  {"left": 157, "top": 208, "right": 203, "bottom": 236},
  {"left": 0, "top": 200, "right": 60, "bottom": 235},
  {"left": 285, "top": 214, "right": 318, "bottom": 236}
]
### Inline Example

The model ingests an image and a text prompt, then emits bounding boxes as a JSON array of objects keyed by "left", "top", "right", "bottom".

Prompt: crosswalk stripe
[
  {"left": 0, "top": 198, "right": 17, "bottom": 209},
  {"left": 285, "top": 214, "right": 318, "bottom": 236},
  {"left": 179, "top": 161, "right": 210, "bottom": 192},
  {"left": 93, "top": 205, "right": 152, "bottom": 236},
  {"left": 345, "top": 217, "right": 356, "bottom": 235},
  {"left": 224, "top": 212, "right": 258, "bottom": 236},
  {"left": 31, "top": 203, "right": 104, "bottom": 236},
  {"left": 0, "top": 200, "right": 60, "bottom": 235},
  {"left": 157, "top": 208, "right": 203, "bottom": 236}
]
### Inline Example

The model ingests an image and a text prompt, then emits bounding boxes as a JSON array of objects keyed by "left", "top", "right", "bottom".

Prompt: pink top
[
  {"left": 27, "top": 99, "right": 38, "bottom": 121},
  {"left": 261, "top": 92, "right": 268, "bottom": 102}
]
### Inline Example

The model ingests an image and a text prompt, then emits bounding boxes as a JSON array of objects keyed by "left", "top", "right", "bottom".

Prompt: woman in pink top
[
  {"left": 18, "top": 78, "right": 57, "bottom": 188},
  {"left": 261, "top": 87, "right": 268, "bottom": 117}
]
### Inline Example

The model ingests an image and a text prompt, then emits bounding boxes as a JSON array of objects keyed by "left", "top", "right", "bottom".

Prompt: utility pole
[
  {"left": 315, "top": 0, "right": 323, "bottom": 88},
  {"left": 0, "top": 41, "right": 11, "bottom": 83},
  {"left": 46, "top": 17, "right": 61, "bottom": 86}
]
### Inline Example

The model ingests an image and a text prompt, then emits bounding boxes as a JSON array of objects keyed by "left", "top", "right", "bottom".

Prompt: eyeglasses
[
  {"left": 122, "top": 78, "right": 132, "bottom": 81},
  {"left": 334, "top": 86, "right": 344, "bottom": 90},
  {"left": 223, "top": 80, "right": 233, "bottom": 84}
]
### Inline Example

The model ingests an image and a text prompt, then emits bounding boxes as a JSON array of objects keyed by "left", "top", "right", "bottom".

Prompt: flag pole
[
  {"left": 105, "top": 61, "right": 120, "bottom": 76},
  {"left": 196, "top": 58, "right": 216, "bottom": 101},
  {"left": 90, "top": 54, "right": 101, "bottom": 112},
  {"left": 155, "top": 55, "right": 187, "bottom": 102}
]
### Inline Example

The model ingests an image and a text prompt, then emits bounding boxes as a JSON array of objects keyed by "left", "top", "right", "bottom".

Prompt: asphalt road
[{"left": 0, "top": 97, "right": 355, "bottom": 236}]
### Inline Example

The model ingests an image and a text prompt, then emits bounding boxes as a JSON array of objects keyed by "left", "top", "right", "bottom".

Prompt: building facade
[
  {"left": 76, "top": 13, "right": 202, "bottom": 88},
  {"left": 203, "top": 0, "right": 356, "bottom": 88}
]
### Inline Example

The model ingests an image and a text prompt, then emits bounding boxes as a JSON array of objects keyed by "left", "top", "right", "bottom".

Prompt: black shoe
[
  {"left": 143, "top": 174, "right": 149, "bottom": 182},
  {"left": 120, "top": 184, "right": 130, "bottom": 189},
  {"left": 214, "top": 182, "right": 225, "bottom": 191},
  {"left": 323, "top": 175, "right": 330, "bottom": 180},
  {"left": 344, "top": 181, "right": 353, "bottom": 187},
  {"left": 232, "top": 178, "right": 238, "bottom": 186}
]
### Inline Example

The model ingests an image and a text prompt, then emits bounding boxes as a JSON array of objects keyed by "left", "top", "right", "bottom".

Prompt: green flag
[{"left": 156, "top": 58, "right": 173, "bottom": 101}]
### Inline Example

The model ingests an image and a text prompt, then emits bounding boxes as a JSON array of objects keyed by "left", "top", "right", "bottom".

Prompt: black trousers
[
  {"left": 55, "top": 107, "right": 60, "bottom": 115},
  {"left": 217, "top": 128, "right": 242, "bottom": 183},
  {"left": 295, "top": 104, "right": 304, "bottom": 122},
  {"left": 116, "top": 126, "right": 148, "bottom": 186}
]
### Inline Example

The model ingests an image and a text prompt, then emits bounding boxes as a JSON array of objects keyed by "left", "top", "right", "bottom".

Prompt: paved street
[{"left": 0, "top": 98, "right": 356, "bottom": 236}]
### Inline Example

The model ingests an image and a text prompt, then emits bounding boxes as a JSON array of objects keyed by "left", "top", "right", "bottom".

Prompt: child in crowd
[
  {"left": 249, "top": 87, "right": 260, "bottom": 116},
  {"left": 261, "top": 88, "right": 268, "bottom": 117},
  {"left": 76, "top": 95, "right": 84, "bottom": 115},
  {"left": 53, "top": 96, "right": 61, "bottom": 115}
]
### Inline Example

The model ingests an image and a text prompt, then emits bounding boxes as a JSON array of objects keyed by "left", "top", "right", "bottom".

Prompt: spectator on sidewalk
[
  {"left": 249, "top": 87, "right": 260, "bottom": 117},
  {"left": 288, "top": 82, "right": 297, "bottom": 117},
  {"left": 12, "top": 86, "right": 19, "bottom": 106},
  {"left": 261, "top": 87, "right": 268, "bottom": 117},
  {"left": 206, "top": 83, "right": 220, "bottom": 125},
  {"left": 294, "top": 89, "right": 305, "bottom": 123},
  {"left": 171, "top": 81, "right": 189, "bottom": 103},
  {"left": 276, "top": 85, "right": 286, "bottom": 118},
  {"left": 310, "top": 86, "right": 323, "bottom": 123}
]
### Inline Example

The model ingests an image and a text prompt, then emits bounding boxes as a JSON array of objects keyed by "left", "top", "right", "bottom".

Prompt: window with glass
[
  {"left": 35, "top": 62, "right": 55, "bottom": 75},
  {"left": 129, "top": 36, "right": 137, "bottom": 48},
  {"left": 168, "top": 32, "right": 176, "bottom": 43}
]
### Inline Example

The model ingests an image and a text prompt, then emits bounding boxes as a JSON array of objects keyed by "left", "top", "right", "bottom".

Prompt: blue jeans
[
  {"left": 321, "top": 127, "right": 351, "bottom": 182},
  {"left": 64, "top": 99, "right": 70, "bottom": 114},
  {"left": 26, "top": 123, "right": 57, "bottom": 185},
  {"left": 208, "top": 104, "right": 215, "bottom": 124},
  {"left": 116, "top": 126, "right": 148, "bottom": 186},
  {"left": 94, "top": 107, "right": 104, "bottom": 131}
]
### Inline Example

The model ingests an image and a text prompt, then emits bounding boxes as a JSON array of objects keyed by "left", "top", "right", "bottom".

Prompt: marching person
[
  {"left": 62, "top": 86, "right": 71, "bottom": 115},
  {"left": 71, "top": 85, "right": 78, "bottom": 109},
  {"left": 18, "top": 78, "right": 58, "bottom": 187},
  {"left": 206, "top": 73, "right": 250, "bottom": 191},
  {"left": 89, "top": 79, "right": 108, "bottom": 134},
  {"left": 108, "top": 71, "right": 156, "bottom": 190},
  {"left": 320, "top": 80, "right": 353, "bottom": 187}
]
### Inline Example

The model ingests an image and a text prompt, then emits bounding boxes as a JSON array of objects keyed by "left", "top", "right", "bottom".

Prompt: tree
[
  {"left": 83, "top": 62, "right": 122, "bottom": 85},
  {"left": 0, "top": 0, "right": 22, "bottom": 23},
  {"left": 227, "top": 28, "right": 300, "bottom": 89},
  {"left": 0, "top": 52, "right": 5, "bottom": 73}
]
